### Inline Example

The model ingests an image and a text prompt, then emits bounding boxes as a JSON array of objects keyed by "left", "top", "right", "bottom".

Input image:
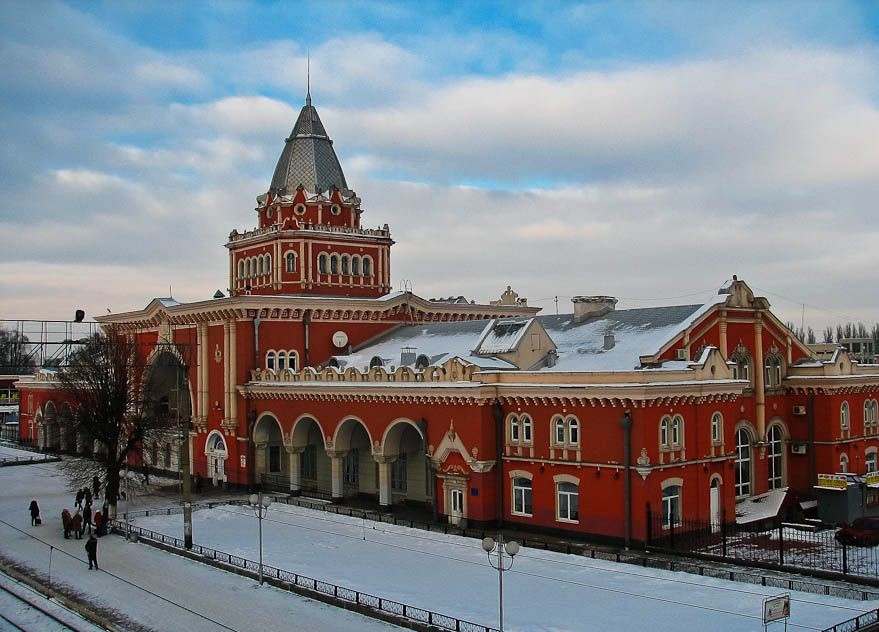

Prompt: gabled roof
[
  {"left": 269, "top": 93, "right": 349, "bottom": 196},
  {"left": 337, "top": 302, "right": 708, "bottom": 373}
]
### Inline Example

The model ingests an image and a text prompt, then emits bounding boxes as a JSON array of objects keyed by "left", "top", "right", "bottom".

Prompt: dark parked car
[{"left": 835, "top": 517, "right": 879, "bottom": 546}]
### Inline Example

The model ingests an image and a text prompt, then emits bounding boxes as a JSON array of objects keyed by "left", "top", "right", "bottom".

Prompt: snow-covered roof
[
  {"left": 736, "top": 487, "right": 789, "bottom": 524},
  {"left": 336, "top": 299, "right": 718, "bottom": 373}
]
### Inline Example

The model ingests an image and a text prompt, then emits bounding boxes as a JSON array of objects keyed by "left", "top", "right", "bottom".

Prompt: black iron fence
[
  {"left": 647, "top": 509, "right": 879, "bottom": 581},
  {"left": 820, "top": 608, "right": 879, "bottom": 632},
  {"left": 112, "top": 519, "right": 497, "bottom": 632}
]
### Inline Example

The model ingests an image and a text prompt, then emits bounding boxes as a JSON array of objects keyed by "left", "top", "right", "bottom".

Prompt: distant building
[{"left": 15, "top": 93, "right": 879, "bottom": 542}]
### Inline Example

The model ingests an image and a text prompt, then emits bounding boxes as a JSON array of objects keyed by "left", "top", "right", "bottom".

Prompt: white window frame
[
  {"left": 711, "top": 412, "right": 723, "bottom": 444},
  {"left": 512, "top": 476, "right": 533, "bottom": 516},
  {"left": 556, "top": 481, "right": 579, "bottom": 523},
  {"left": 661, "top": 479, "right": 682, "bottom": 529},
  {"left": 767, "top": 424, "right": 784, "bottom": 490}
]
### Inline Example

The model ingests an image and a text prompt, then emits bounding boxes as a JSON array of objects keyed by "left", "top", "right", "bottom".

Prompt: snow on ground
[{"left": 1, "top": 445, "right": 875, "bottom": 632}]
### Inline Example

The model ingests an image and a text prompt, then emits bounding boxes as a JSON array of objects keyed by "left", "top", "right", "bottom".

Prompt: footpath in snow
[{"left": 1, "top": 446, "right": 874, "bottom": 632}]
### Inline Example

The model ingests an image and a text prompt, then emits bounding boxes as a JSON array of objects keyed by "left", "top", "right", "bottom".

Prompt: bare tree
[
  {"left": 56, "top": 331, "right": 177, "bottom": 516},
  {"left": 0, "top": 328, "right": 36, "bottom": 374}
]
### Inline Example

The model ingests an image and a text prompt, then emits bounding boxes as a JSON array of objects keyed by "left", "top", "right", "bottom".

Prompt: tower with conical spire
[{"left": 226, "top": 92, "right": 393, "bottom": 298}]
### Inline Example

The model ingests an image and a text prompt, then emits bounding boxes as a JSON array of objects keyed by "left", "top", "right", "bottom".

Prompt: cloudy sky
[{"left": 2, "top": 1, "right": 878, "bottom": 333}]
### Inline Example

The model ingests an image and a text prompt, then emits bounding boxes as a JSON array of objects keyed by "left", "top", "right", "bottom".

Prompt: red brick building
[{"left": 16, "top": 93, "right": 879, "bottom": 543}]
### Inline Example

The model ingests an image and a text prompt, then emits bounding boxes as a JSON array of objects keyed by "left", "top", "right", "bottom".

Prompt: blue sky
[{"left": 2, "top": 1, "right": 878, "bottom": 332}]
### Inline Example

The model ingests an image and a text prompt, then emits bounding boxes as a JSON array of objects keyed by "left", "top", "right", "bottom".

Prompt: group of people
[{"left": 28, "top": 474, "right": 106, "bottom": 570}]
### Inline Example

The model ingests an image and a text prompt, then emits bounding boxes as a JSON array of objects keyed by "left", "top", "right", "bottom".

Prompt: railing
[
  {"left": 647, "top": 511, "right": 879, "bottom": 585},
  {"left": 0, "top": 452, "right": 61, "bottom": 466},
  {"left": 114, "top": 520, "right": 497, "bottom": 632},
  {"left": 821, "top": 608, "right": 879, "bottom": 632}
]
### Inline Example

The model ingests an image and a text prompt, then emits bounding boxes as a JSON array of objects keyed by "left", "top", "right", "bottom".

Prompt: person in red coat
[{"left": 93, "top": 510, "right": 103, "bottom": 537}]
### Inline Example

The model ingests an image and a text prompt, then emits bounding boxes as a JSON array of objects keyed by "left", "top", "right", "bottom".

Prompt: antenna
[{"left": 306, "top": 51, "right": 311, "bottom": 105}]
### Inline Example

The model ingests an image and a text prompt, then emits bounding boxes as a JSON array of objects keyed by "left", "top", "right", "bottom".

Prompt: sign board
[
  {"left": 866, "top": 472, "right": 879, "bottom": 488},
  {"left": 763, "top": 594, "right": 790, "bottom": 624},
  {"left": 817, "top": 473, "right": 848, "bottom": 490}
]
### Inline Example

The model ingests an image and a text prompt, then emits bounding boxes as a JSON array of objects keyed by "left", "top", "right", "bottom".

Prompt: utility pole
[{"left": 176, "top": 363, "right": 193, "bottom": 549}]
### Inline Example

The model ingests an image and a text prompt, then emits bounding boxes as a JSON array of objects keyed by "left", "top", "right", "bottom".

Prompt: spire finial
[{"left": 306, "top": 51, "right": 312, "bottom": 106}]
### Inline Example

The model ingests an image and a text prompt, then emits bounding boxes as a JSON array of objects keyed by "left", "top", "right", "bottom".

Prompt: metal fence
[
  {"left": 648, "top": 511, "right": 879, "bottom": 581},
  {"left": 820, "top": 608, "right": 879, "bottom": 632},
  {"left": 113, "top": 520, "right": 497, "bottom": 632}
]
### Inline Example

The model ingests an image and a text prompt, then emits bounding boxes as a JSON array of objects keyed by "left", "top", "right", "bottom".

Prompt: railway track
[{"left": 0, "top": 572, "right": 104, "bottom": 632}]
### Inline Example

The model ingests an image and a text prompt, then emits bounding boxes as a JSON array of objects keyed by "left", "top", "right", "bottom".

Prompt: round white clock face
[{"left": 332, "top": 331, "right": 348, "bottom": 348}]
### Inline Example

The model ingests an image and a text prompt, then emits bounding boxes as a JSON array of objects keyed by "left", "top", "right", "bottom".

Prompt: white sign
[{"left": 763, "top": 594, "right": 790, "bottom": 624}]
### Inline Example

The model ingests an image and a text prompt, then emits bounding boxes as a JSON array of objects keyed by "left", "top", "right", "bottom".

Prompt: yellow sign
[
  {"left": 866, "top": 472, "right": 879, "bottom": 487},
  {"left": 817, "top": 473, "right": 848, "bottom": 489}
]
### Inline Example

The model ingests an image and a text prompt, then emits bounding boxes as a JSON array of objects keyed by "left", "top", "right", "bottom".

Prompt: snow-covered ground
[{"left": 1, "top": 446, "right": 874, "bottom": 632}]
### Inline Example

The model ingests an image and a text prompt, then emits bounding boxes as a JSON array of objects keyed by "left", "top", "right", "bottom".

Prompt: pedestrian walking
[
  {"left": 71, "top": 510, "right": 83, "bottom": 539},
  {"left": 29, "top": 499, "right": 40, "bottom": 526},
  {"left": 93, "top": 510, "right": 103, "bottom": 537},
  {"left": 83, "top": 502, "right": 92, "bottom": 534},
  {"left": 75, "top": 489, "right": 84, "bottom": 510},
  {"left": 85, "top": 535, "right": 98, "bottom": 570},
  {"left": 194, "top": 472, "right": 202, "bottom": 494},
  {"left": 92, "top": 475, "right": 101, "bottom": 500},
  {"left": 61, "top": 509, "right": 72, "bottom": 539},
  {"left": 84, "top": 487, "right": 92, "bottom": 508}
]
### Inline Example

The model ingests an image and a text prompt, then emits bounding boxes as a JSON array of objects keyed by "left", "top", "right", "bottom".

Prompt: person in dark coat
[
  {"left": 84, "top": 487, "right": 92, "bottom": 507},
  {"left": 75, "top": 489, "right": 85, "bottom": 510},
  {"left": 85, "top": 535, "right": 98, "bottom": 569},
  {"left": 61, "top": 509, "right": 72, "bottom": 539},
  {"left": 29, "top": 500, "right": 40, "bottom": 526},
  {"left": 194, "top": 472, "right": 202, "bottom": 494},
  {"left": 83, "top": 502, "right": 92, "bottom": 534},
  {"left": 92, "top": 475, "right": 101, "bottom": 500},
  {"left": 71, "top": 510, "right": 84, "bottom": 539}
]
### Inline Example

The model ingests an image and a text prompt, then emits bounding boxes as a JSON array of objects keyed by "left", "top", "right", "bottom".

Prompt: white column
[
  {"left": 288, "top": 447, "right": 302, "bottom": 493},
  {"left": 376, "top": 457, "right": 392, "bottom": 507},
  {"left": 330, "top": 453, "right": 344, "bottom": 500}
]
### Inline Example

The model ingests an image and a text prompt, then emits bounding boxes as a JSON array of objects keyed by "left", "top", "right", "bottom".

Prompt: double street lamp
[
  {"left": 482, "top": 534, "right": 520, "bottom": 632},
  {"left": 249, "top": 492, "right": 272, "bottom": 585}
]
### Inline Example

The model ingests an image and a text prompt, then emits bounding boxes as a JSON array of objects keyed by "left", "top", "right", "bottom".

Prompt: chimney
[
  {"left": 603, "top": 333, "right": 615, "bottom": 350},
  {"left": 572, "top": 296, "right": 618, "bottom": 323},
  {"left": 400, "top": 346, "right": 416, "bottom": 366}
]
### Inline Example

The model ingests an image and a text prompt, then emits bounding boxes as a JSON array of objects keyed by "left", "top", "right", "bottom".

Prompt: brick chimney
[{"left": 572, "top": 296, "right": 618, "bottom": 323}]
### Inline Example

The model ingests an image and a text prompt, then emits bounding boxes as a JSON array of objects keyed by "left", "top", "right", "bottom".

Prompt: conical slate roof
[{"left": 269, "top": 93, "right": 348, "bottom": 196}]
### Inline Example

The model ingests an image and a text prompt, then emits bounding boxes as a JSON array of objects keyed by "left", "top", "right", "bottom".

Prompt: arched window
[
  {"left": 711, "top": 412, "right": 723, "bottom": 444},
  {"left": 767, "top": 425, "right": 784, "bottom": 490},
  {"left": 330, "top": 254, "right": 339, "bottom": 274},
  {"left": 369, "top": 356, "right": 384, "bottom": 369},
  {"left": 841, "top": 401, "right": 850, "bottom": 431},
  {"left": 238, "top": 260, "right": 245, "bottom": 280},
  {"left": 840, "top": 453, "right": 849, "bottom": 473},
  {"left": 264, "top": 254, "right": 272, "bottom": 275},
  {"left": 415, "top": 354, "right": 430, "bottom": 369},
  {"left": 735, "top": 427, "right": 753, "bottom": 497},
  {"left": 557, "top": 482, "right": 579, "bottom": 522},
  {"left": 731, "top": 345, "right": 752, "bottom": 382},
  {"left": 287, "top": 350, "right": 299, "bottom": 372},
  {"left": 554, "top": 416, "right": 565, "bottom": 446},
  {"left": 257, "top": 256, "right": 264, "bottom": 275},
  {"left": 245, "top": 259, "right": 252, "bottom": 278},
  {"left": 352, "top": 256, "right": 361, "bottom": 276},
  {"left": 659, "top": 416, "right": 671, "bottom": 449},
  {"left": 277, "top": 351, "right": 287, "bottom": 371},
  {"left": 363, "top": 256, "right": 373, "bottom": 277},
  {"left": 509, "top": 415, "right": 520, "bottom": 443},
  {"left": 521, "top": 415, "right": 532, "bottom": 443},
  {"left": 568, "top": 418, "right": 579, "bottom": 446},
  {"left": 285, "top": 252, "right": 296, "bottom": 273},
  {"left": 671, "top": 415, "right": 683, "bottom": 448},
  {"left": 512, "top": 477, "right": 532, "bottom": 516},
  {"left": 318, "top": 253, "right": 328, "bottom": 274},
  {"left": 265, "top": 351, "right": 277, "bottom": 372},
  {"left": 341, "top": 255, "right": 350, "bottom": 275}
]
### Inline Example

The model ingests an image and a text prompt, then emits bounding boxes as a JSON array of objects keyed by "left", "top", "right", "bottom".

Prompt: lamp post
[
  {"left": 249, "top": 492, "right": 272, "bottom": 585},
  {"left": 482, "top": 534, "right": 519, "bottom": 632}
]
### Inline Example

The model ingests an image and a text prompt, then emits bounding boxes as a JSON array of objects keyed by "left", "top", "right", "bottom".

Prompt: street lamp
[
  {"left": 482, "top": 534, "right": 519, "bottom": 632},
  {"left": 249, "top": 492, "right": 272, "bottom": 585}
]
